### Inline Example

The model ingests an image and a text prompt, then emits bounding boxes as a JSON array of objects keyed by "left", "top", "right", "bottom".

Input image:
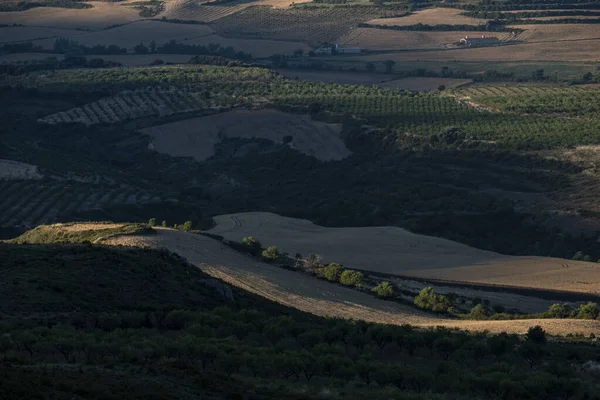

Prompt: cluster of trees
[
  {"left": 0, "top": 56, "right": 121, "bottom": 76},
  {"left": 148, "top": 218, "right": 193, "bottom": 231},
  {"left": 3, "top": 299, "right": 600, "bottom": 399},
  {"left": 53, "top": 38, "right": 127, "bottom": 55},
  {"left": 132, "top": 40, "right": 253, "bottom": 61}
]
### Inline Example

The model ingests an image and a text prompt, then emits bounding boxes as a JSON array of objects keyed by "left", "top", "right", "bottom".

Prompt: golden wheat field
[
  {"left": 141, "top": 110, "right": 350, "bottom": 162},
  {"left": 208, "top": 212, "right": 600, "bottom": 295},
  {"left": 101, "top": 227, "right": 600, "bottom": 335},
  {"left": 367, "top": 7, "right": 486, "bottom": 26}
]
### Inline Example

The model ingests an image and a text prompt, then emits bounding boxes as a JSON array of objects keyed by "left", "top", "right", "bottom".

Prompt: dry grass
[
  {"left": 141, "top": 110, "right": 350, "bottom": 161},
  {"left": 367, "top": 7, "right": 486, "bottom": 26},
  {"left": 208, "top": 212, "right": 600, "bottom": 295},
  {"left": 339, "top": 28, "right": 512, "bottom": 50},
  {"left": 105, "top": 228, "right": 600, "bottom": 335},
  {"left": 49, "top": 223, "right": 125, "bottom": 232},
  {"left": 0, "top": 2, "right": 142, "bottom": 30},
  {"left": 0, "top": 159, "right": 42, "bottom": 180},
  {"left": 382, "top": 77, "right": 472, "bottom": 91}
]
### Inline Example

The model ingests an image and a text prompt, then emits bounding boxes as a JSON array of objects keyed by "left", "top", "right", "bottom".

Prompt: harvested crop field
[
  {"left": 367, "top": 7, "right": 486, "bottom": 26},
  {"left": 105, "top": 228, "right": 600, "bottom": 335},
  {"left": 141, "top": 110, "right": 350, "bottom": 161},
  {"left": 31, "top": 20, "right": 214, "bottom": 50},
  {"left": 0, "top": 2, "right": 142, "bottom": 30},
  {"left": 0, "top": 26, "right": 84, "bottom": 44},
  {"left": 381, "top": 77, "right": 472, "bottom": 91},
  {"left": 0, "top": 159, "right": 42, "bottom": 180},
  {"left": 339, "top": 28, "right": 512, "bottom": 50},
  {"left": 357, "top": 39, "right": 600, "bottom": 63},
  {"left": 208, "top": 212, "right": 600, "bottom": 295},
  {"left": 510, "top": 23, "right": 600, "bottom": 42}
]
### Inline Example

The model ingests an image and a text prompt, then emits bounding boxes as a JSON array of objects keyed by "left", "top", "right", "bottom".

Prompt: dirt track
[
  {"left": 208, "top": 212, "right": 600, "bottom": 295},
  {"left": 105, "top": 228, "right": 600, "bottom": 335}
]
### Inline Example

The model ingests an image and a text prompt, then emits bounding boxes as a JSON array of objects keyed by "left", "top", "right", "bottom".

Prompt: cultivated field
[
  {"left": 510, "top": 23, "right": 600, "bottom": 43},
  {"left": 275, "top": 69, "right": 391, "bottom": 85},
  {"left": 211, "top": 5, "right": 383, "bottom": 45},
  {"left": 0, "top": 159, "right": 42, "bottom": 180},
  {"left": 382, "top": 77, "right": 473, "bottom": 91},
  {"left": 366, "top": 7, "right": 486, "bottom": 26},
  {"left": 0, "top": 52, "right": 197, "bottom": 66},
  {"left": 0, "top": 26, "right": 85, "bottom": 44},
  {"left": 38, "top": 89, "right": 210, "bottom": 125},
  {"left": 209, "top": 212, "right": 600, "bottom": 294},
  {"left": 30, "top": 20, "right": 214, "bottom": 50},
  {"left": 0, "top": 179, "right": 158, "bottom": 228},
  {"left": 0, "top": 2, "right": 142, "bottom": 30},
  {"left": 105, "top": 227, "right": 600, "bottom": 335},
  {"left": 339, "top": 28, "right": 513, "bottom": 51},
  {"left": 141, "top": 109, "right": 350, "bottom": 161}
]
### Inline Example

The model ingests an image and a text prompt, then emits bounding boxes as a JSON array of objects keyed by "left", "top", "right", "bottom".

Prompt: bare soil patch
[
  {"left": 382, "top": 77, "right": 472, "bottom": 91},
  {"left": 208, "top": 212, "right": 600, "bottom": 295},
  {"left": 367, "top": 8, "right": 486, "bottom": 26},
  {"left": 141, "top": 110, "right": 350, "bottom": 161},
  {"left": 0, "top": 2, "right": 142, "bottom": 30},
  {"left": 105, "top": 228, "right": 600, "bottom": 335},
  {"left": 0, "top": 159, "right": 43, "bottom": 180}
]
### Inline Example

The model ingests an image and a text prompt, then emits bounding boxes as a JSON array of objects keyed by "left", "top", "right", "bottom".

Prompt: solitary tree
[
  {"left": 372, "top": 282, "right": 394, "bottom": 298},
  {"left": 262, "top": 246, "right": 280, "bottom": 262},
  {"left": 182, "top": 221, "right": 193, "bottom": 231},
  {"left": 148, "top": 218, "right": 156, "bottom": 227},
  {"left": 340, "top": 270, "right": 363, "bottom": 287},
  {"left": 242, "top": 236, "right": 262, "bottom": 256}
]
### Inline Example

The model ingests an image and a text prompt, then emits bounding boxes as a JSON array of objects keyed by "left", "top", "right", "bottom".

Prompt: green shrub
[
  {"left": 526, "top": 325, "right": 547, "bottom": 344},
  {"left": 577, "top": 302, "right": 599, "bottom": 320},
  {"left": 262, "top": 246, "right": 280, "bottom": 262},
  {"left": 372, "top": 282, "right": 394, "bottom": 298},
  {"left": 545, "top": 303, "right": 573, "bottom": 319},
  {"left": 468, "top": 304, "right": 489, "bottom": 320},
  {"left": 414, "top": 287, "right": 452, "bottom": 313},
  {"left": 339, "top": 270, "right": 363, "bottom": 287},
  {"left": 242, "top": 236, "right": 262, "bottom": 256},
  {"left": 182, "top": 221, "right": 193, "bottom": 231},
  {"left": 318, "top": 263, "right": 344, "bottom": 282},
  {"left": 161, "top": 221, "right": 167, "bottom": 227},
  {"left": 148, "top": 218, "right": 156, "bottom": 227}
]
